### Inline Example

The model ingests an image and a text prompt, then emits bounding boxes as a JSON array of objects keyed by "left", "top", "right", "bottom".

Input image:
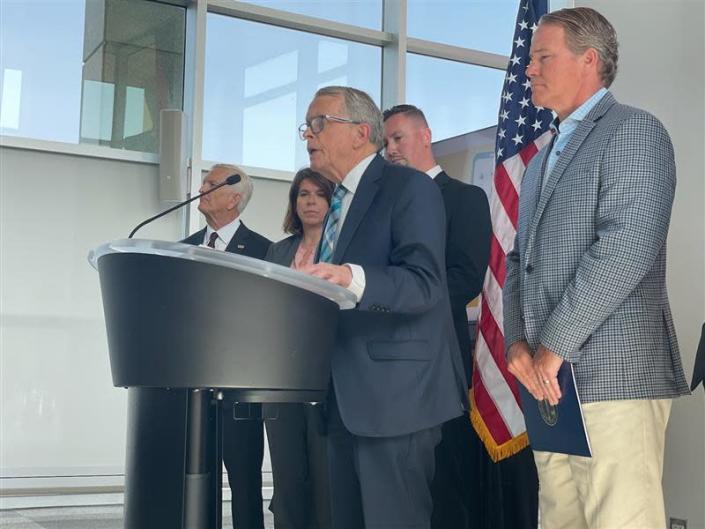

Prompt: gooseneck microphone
[{"left": 128, "top": 174, "right": 241, "bottom": 238}]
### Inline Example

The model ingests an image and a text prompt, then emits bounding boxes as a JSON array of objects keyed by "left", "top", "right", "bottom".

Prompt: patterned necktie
[
  {"left": 318, "top": 184, "right": 347, "bottom": 263},
  {"left": 207, "top": 231, "right": 219, "bottom": 248}
]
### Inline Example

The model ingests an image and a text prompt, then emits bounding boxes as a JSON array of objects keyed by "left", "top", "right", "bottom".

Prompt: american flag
[{"left": 470, "top": 0, "right": 554, "bottom": 461}]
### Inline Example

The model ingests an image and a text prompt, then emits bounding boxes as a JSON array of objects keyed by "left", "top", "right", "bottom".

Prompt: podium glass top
[{"left": 89, "top": 238, "right": 357, "bottom": 310}]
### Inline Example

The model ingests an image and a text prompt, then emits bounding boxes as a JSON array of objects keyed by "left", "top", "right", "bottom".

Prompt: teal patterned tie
[{"left": 318, "top": 184, "right": 347, "bottom": 263}]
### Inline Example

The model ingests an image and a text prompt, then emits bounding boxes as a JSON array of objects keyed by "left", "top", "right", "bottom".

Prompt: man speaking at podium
[
  {"left": 299, "top": 86, "right": 467, "bottom": 529},
  {"left": 184, "top": 163, "right": 271, "bottom": 529}
]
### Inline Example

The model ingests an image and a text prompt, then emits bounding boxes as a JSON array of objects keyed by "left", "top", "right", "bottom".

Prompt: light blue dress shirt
[{"left": 544, "top": 87, "right": 609, "bottom": 188}]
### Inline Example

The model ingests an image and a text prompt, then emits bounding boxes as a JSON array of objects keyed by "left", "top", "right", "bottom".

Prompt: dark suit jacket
[
  {"left": 330, "top": 154, "right": 466, "bottom": 437},
  {"left": 182, "top": 221, "right": 271, "bottom": 259},
  {"left": 692, "top": 323, "right": 705, "bottom": 392},
  {"left": 435, "top": 171, "right": 491, "bottom": 385},
  {"left": 265, "top": 234, "right": 301, "bottom": 267}
]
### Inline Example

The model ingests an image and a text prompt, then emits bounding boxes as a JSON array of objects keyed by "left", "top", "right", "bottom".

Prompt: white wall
[
  {"left": 0, "top": 147, "right": 180, "bottom": 488},
  {"left": 575, "top": 1, "right": 705, "bottom": 527},
  {"left": 0, "top": 146, "right": 288, "bottom": 496}
]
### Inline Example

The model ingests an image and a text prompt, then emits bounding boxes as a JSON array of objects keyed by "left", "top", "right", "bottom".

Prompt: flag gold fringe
[{"left": 469, "top": 389, "right": 530, "bottom": 463}]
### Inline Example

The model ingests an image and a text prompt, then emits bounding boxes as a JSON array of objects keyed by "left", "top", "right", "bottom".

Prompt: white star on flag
[
  {"left": 514, "top": 36, "right": 525, "bottom": 48},
  {"left": 519, "top": 20, "right": 529, "bottom": 30},
  {"left": 499, "top": 110, "right": 510, "bottom": 122},
  {"left": 515, "top": 114, "right": 527, "bottom": 126},
  {"left": 512, "top": 133, "right": 524, "bottom": 145},
  {"left": 532, "top": 119, "right": 543, "bottom": 131},
  {"left": 519, "top": 97, "right": 531, "bottom": 108},
  {"left": 510, "top": 55, "right": 521, "bottom": 66}
]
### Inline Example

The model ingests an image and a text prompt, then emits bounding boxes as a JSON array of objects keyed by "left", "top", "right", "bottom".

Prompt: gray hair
[
  {"left": 540, "top": 7, "right": 619, "bottom": 87},
  {"left": 210, "top": 163, "right": 253, "bottom": 214},
  {"left": 315, "top": 86, "right": 384, "bottom": 150}
]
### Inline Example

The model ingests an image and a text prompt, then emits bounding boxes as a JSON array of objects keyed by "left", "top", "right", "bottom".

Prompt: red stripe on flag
[
  {"left": 479, "top": 298, "right": 521, "bottom": 403},
  {"left": 519, "top": 141, "right": 539, "bottom": 166},
  {"left": 494, "top": 164, "right": 519, "bottom": 228},
  {"left": 473, "top": 375, "right": 513, "bottom": 444},
  {"left": 487, "top": 234, "right": 506, "bottom": 288}
]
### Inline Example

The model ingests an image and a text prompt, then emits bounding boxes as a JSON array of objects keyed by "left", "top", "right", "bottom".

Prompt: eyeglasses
[{"left": 298, "top": 114, "right": 362, "bottom": 140}]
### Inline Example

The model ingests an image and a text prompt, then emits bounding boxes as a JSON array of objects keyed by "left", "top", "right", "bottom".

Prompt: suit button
[{"left": 525, "top": 264, "right": 534, "bottom": 273}]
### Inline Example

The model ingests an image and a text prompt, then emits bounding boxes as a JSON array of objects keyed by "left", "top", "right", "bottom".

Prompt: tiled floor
[{"left": 0, "top": 503, "right": 274, "bottom": 529}]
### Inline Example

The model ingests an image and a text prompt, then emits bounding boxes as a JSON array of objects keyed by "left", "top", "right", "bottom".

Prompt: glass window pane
[
  {"left": 405, "top": 54, "right": 504, "bottom": 141},
  {"left": 80, "top": 1, "right": 185, "bottom": 153},
  {"left": 241, "top": 0, "right": 382, "bottom": 30},
  {"left": 408, "top": 0, "right": 521, "bottom": 56},
  {"left": 0, "top": 0, "right": 86, "bottom": 143},
  {"left": 0, "top": 0, "right": 185, "bottom": 153},
  {"left": 203, "top": 14, "right": 382, "bottom": 173}
]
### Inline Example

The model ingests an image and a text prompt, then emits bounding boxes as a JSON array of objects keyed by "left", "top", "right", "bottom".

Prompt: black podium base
[{"left": 124, "top": 388, "right": 220, "bottom": 529}]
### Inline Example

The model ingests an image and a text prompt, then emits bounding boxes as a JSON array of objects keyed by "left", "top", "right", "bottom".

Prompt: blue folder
[{"left": 518, "top": 362, "right": 592, "bottom": 457}]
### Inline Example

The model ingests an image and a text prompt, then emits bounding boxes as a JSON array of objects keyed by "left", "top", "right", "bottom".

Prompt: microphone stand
[{"left": 128, "top": 174, "right": 240, "bottom": 238}]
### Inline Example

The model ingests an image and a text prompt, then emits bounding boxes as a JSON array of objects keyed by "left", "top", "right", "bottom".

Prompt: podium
[{"left": 89, "top": 239, "right": 355, "bottom": 529}]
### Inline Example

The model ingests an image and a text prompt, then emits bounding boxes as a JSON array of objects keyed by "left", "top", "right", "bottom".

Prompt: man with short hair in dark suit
[
  {"left": 384, "top": 104, "right": 539, "bottom": 529},
  {"left": 183, "top": 163, "right": 271, "bottom": 529},
  {"left": 299, "top": 86, "right": 467, "bottom": 529}
]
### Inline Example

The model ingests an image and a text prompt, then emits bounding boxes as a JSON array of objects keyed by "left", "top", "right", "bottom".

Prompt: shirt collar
[
  {"left": 426, "top": 165, "right": 443, "bottom": 179},
  {"left": 206, "top": 216, "right": 241, "bottom": 246},
  {"left": 340, "top": 152, "right": 376, "bottom": 194},
  {"left": 550, "top": 87, "right": 609, "bottom": 134}
]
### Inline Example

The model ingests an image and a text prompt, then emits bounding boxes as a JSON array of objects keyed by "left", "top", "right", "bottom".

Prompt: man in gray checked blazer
[{"left": 503, "top": 8, "right": 690, "bottom": 529}]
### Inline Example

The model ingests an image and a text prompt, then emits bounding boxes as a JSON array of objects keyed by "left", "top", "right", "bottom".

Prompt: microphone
[{"left": 128, "top": 174, "right": 242, "bottom": 238}]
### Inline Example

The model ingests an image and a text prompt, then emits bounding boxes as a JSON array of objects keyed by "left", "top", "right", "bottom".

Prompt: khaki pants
[{"left": 534, "top": 399, "right": 672, "bottom": 529}]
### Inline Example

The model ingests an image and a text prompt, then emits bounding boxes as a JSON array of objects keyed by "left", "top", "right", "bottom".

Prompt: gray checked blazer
[{"left": 503, "top": 91, "right": 690, "bottom": 403}]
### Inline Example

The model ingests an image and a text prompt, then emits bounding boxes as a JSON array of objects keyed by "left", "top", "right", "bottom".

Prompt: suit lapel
[
  {"left": 225, "top": 223, "right": 249, "bottom": 254},
  {"left": 434, "top": 171, "right": 450, "bottom": 190},
  {"left": 183, "top": 227, "right": 207, "bottom": 246},
  {"left": 521, "top": 148, "right": 549, "bottom": 230},
  {"left": 332, "top": 155, "right": 384, "bottom": 264},
  {"left": 526, "top": 93, "right": 616, "bottom": 248}
]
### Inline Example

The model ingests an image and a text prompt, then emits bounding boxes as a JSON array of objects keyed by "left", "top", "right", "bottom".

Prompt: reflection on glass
[
  {"left": 408, "top": 0, "right": 520, "bottom": 56},
  {"left": 241, "top": 0, "right": 382, "bottom": 30},
  {"left": 245, "top": 51, "right": 298, "bottom": 98},
  {"left": 0, "top": 69, "right": 22, "bottom": 130},
  {"left": 243, "top": 92, "right": 297, "bottom": 171},
  {"left": 203, "top": 14, "right": 381, "bottom": 173},
  {"left": 80, "top": 0, "right": 185, "bottom": 153},
  {"left": 0, "top": 0, "right": 85, "bottom": 142},
  {"left": 318, "top": 41, "right": 348, "bottom": 73},
  {"left": 406, "top": 54, "right": 504, "bottom": 141},
  {"left": 0, "top": 0, "right": 185, "bottom": 153},
  {"left": 124, "top": 86, "right": 149, "bottom": 138},
  {"left": 80, "top": 80, "right": 115, "bottom": 141}
]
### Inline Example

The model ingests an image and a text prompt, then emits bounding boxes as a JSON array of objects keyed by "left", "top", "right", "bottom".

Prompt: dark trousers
[
  {"left": 326, "top": 391, "right": 441, "bottom": 529},
  {"left": 266, "top": 403, "right": 332, "bottom": 529},
  {"left": 222, "top": 403, "right": 265, "bottom": 529},
  {"left": 430, "top": 414, "right": 539, "bottom": 529}
]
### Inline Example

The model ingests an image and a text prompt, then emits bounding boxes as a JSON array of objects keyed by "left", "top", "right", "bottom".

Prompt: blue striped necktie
[{"left": 318, "top": 184, "right": 347, "bottom": 263}]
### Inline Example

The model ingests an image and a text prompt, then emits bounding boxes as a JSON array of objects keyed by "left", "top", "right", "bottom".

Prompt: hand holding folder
[{"left": 518, "top": 362, "right": 592, "bottom": 457}]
